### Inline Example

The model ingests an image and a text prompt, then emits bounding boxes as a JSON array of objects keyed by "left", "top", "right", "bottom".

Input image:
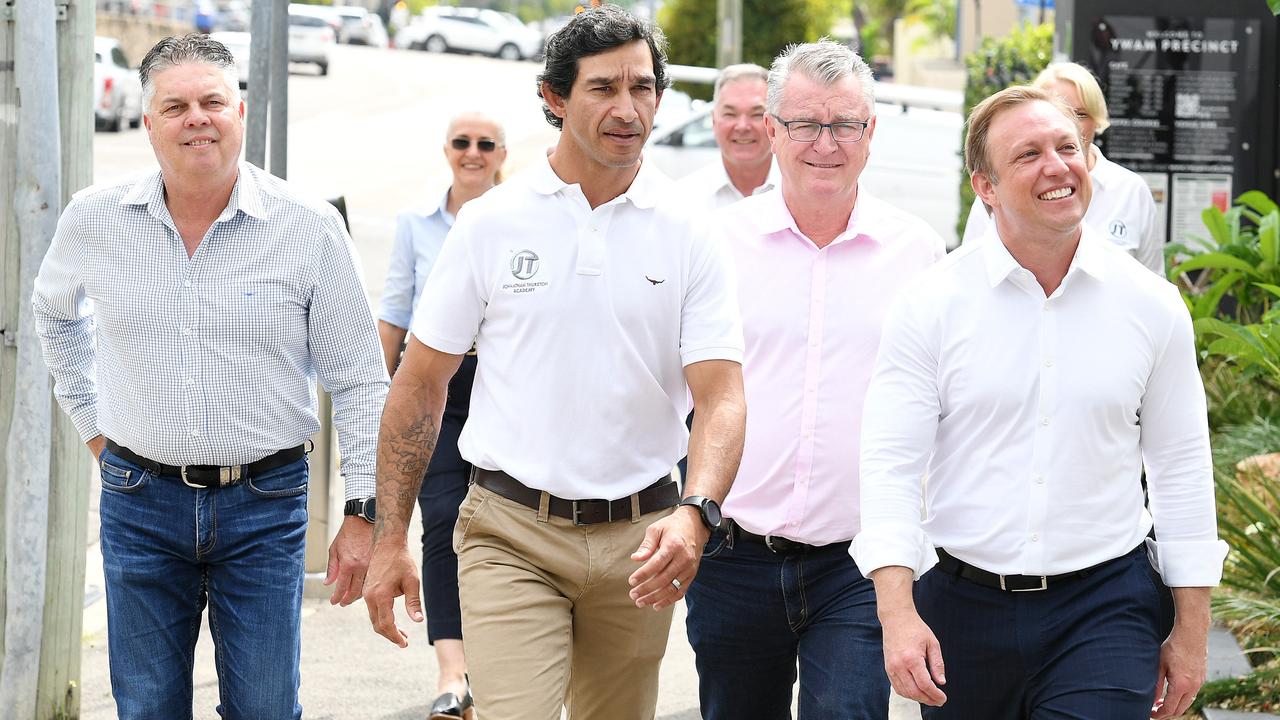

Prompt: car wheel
[
  {"left": 105, "top": 110, "right": 122, "bottom": 133},
  {"left": 318, "top": 62, "right": 329, "bottom": 76},
  {"left": 497, "top": 43, "right": 520, "bottom": 61},
  {"left": 425, "top": 35, "right": 447, "bottom": 53}
]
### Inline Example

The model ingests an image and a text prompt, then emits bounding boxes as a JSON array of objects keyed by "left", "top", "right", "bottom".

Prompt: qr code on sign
[{"left": 1175, "top": 92, "right": 1200, "bottom": 118}]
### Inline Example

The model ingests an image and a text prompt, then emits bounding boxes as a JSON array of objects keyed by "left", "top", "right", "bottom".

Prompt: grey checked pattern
[{"left": 32, "top": 163, "right": 389, "bottom": 499}]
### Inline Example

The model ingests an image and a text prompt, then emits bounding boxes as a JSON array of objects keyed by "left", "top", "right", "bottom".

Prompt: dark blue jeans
[
  {"left": 98, "top": 447, "right": 308, "bottom": 720},
  {"left": 915, "top": 545, "right": 1175, "bottom": 720},
  {"left": 685, "top": 528, "right": 890, "bottom": 720}
]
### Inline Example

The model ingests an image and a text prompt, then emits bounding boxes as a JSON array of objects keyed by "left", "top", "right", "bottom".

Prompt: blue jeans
[
  {"left": 98, "top": 447, "right": 308, "bottom": 720},
  {"left": 684, "top": 528, "right": 890, "bottom": 720},
  {"left": 915, "top": 545, "right": 1175, "bottom": 720}
]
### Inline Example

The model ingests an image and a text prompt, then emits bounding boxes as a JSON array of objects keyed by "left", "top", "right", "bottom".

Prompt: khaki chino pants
[{"left": 453, "top": 482, "right": 676, "bottom": 720}]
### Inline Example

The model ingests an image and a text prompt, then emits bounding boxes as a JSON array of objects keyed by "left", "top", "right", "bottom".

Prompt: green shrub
[
  {"left": 956, "top": 23, "right": 1052, "bottom": 241},
  {"left": 1171, "top": 191, "right": 1280, "bottom": 327},
  {"left": 658, "top": 0, "right": 840, "bottom": 101}
]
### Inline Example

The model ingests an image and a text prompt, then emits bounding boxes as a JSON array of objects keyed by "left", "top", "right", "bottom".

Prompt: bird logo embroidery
[{"left": 646, "top": 275, "right": 665, "bottom": 286}]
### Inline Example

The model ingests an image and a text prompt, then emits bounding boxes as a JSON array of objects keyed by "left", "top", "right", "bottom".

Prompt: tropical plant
[
  {"left": 1194, "top": 284, "right": 1280, "bottom": 397},
  {"left": 956, "top": 23, "right": 1052, "bottom": 241},
  {"left": 1170, "top": 191, "right": 1280, "bottom": 326}
]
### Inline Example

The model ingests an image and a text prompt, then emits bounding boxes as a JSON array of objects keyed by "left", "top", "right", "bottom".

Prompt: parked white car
[
  {"left": 333, "top": 5, "right": 386, "bottom": 46},
  {"left": 396, "top": 6, "right": 543, "bottom": 61},
  {"left": 287, "top": 6, "right": 336, "bottom": 75},
  {"left": 94, "top": 36, "right": 143, "bottom": 132},
  {"left": 208, "top": 31, "right": 251, "bottom": 89}
]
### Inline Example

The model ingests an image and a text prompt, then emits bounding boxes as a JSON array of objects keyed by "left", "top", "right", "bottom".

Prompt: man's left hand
[
  {"left": 628, "top": 506, "right": 709, "bottom": 611},
  {"left": 324, "top": 516, "right": 374, "bottom": 606},
  {"left": 1151, "top": 624, "right": 1208, "bottom": 719}
]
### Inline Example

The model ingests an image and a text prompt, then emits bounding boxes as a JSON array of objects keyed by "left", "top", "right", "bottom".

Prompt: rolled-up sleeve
[
  {"left": 855, "top": 291, "right": 942, "bottom": 579},
  {"left": 1140, "top": 290, "right": 1227, "bottom": 586},
  {"left": 377, "top": 212, "right": 418, "bottom": 329},
  {"left": 308, "top": 208, "right": 391, "bottom": 500},
  {"left": 32, "top": 199, "right": 100, "bottom": 442}
]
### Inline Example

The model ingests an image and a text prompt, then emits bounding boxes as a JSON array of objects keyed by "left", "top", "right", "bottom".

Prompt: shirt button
[
  {"left": 1043, "top": 359, "right": 1054, "bottom": 368},
  {"left": 1041, "top": 417, "right": 1050, "bottom": 426},
  {"left": 190, "top": 430, "right": 200, "bottom": 438},
  {"left": 1031, "top": 533, "right": 1039, "bottom": 542},
  {"left": 1035, "top": 474, "right": 1046, "bottom": 485},
  {"left": 183, "top": 280, "right": 191, "bottom": 288},
  {"left": 182, "top": 327, "right": 192, "bottom": 336},
  {"left": 185, "top": 377, "right": 194, "bottom": 385}
]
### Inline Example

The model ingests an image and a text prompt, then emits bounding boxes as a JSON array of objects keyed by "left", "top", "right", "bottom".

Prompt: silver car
[{"left": 287, "top": 7, "right": 335, "bottom": 75}]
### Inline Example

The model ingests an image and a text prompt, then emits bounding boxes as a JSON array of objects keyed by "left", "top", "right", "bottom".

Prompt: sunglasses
[{"left": 451, "top": 137, "right": 499, "bottom": 152}]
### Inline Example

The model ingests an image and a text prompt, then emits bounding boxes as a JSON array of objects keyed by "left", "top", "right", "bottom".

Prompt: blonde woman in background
[
  {"left": 375, "top": 111, "right": 506, "bottom": 720},
  {"left": 962, "top": 62, "right": 1165, "bottom": 276}
]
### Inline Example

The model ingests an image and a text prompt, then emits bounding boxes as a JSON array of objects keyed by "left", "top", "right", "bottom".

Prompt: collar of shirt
[
  {"left": 706, "top": 157, "right": 781, "bottom": 198},
  {"left": 120, "top": 161, "right": 267, "bottom": 224},
  {"left": 982, "top": 223, "right": 1110, "bottom": 291},
  {"left": 748, "top": 185, "right": 888, "bottom": 249},
  {"left": 527, "top": 154, "right": 661, "bottom": 209}
]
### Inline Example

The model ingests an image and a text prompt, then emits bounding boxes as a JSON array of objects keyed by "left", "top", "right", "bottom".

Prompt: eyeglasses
[
  {"left": 771, "top": 115, "right": 869, "bottom": 143},
  {"left": 451, "top": 137, "right": 500, "bottom": 152}
]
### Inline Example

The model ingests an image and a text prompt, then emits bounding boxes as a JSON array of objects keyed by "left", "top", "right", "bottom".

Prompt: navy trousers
[
  {"left": 685, "top": 528, "right": 890, "bottom": 720},
  {"left": 915, "top": 545, "right": 1175, "bottom": 720}
]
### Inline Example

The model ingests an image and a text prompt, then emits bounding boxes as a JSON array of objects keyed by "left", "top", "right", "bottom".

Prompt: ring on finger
[{"left": 671, "top": 578, "right": 682, "bottom": 591}]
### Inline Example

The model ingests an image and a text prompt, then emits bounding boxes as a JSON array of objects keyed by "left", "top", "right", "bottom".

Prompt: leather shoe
[{"left": 428, "top": 677, "right": 474, "bottom": 720}]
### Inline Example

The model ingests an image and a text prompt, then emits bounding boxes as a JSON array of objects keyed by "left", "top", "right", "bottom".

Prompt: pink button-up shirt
[{"left": 719, "top": 188, "right": 944, "bottom": 545}]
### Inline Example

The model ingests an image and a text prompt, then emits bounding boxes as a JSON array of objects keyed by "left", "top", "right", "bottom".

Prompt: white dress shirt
[
  {"left": 855, "top": 224, "right": 1226, "bottom": 586},
  {"left": 378, "top": 188, "right": 454, "bottom": 330},
  {"left": 963, "top": 146, "right": 1164, "bottom": 276},
  {"left": 32, "top": 164, "right": 389, "bottom": 499},
  {"left": 411, "top": 157, "right": 744, "bottom": 500},
  {"left": 675, "top": 158, "right": 781, "bottom": 215}
]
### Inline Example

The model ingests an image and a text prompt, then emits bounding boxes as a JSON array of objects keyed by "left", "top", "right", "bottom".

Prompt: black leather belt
[
  {"left": 471, "top": 468, "right": 679, "bottom": 525},
  {"left": 105, "top": 439, "right": 307, "bottom": 489},
  {"left": 729, "top": 520, "right": 849, "bottom": 556},
  {"left": 935, "top": 545, "right": 1143, "bottom": 592}
]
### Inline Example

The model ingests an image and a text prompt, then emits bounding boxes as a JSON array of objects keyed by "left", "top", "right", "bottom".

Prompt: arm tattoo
[{"left": 374, "top": 407, "right": 439, "bottom": 541}]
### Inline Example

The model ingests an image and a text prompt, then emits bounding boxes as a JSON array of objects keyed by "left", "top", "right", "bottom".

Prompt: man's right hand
[
  {"left": 881, "top": 608, "right": 948, "bottom": 706},
  {"left": 361, "top": 538, "right": 424, "bottom": 648},
  {"left": 87, "top": 435, "right": 106, "bottom": 460}
]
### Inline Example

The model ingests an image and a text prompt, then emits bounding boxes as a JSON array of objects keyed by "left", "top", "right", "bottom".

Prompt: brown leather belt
[{"left": 471, "top": 468, "right": 679, "bottom": 525}]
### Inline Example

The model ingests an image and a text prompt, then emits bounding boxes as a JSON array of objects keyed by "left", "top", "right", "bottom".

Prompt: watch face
[
  {"left": 703, "top": 499, "right": 723, "bottom": 529},
  {"left": 363, "top": 497, "right": 377, "bottom": 522}
]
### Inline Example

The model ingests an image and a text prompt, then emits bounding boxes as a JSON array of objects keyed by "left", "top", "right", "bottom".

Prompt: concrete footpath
[{"left": 78, "top": 496, "right": 922, "bottom": 719}]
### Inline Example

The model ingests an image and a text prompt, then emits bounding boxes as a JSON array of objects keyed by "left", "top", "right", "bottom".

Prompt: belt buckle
[
  {"left": 180, "top": 466, "right": 203, "bottom": 489},
  {"left": 1001, "top": 574, "right": 1048, "bottom": 592},
  {"left": 764, "top": 535, "right": 781, "bottom": 554},
  {"left": 572, "top": 500, "right": 612, "bottom": 526},
  {"left": 180, "top": 465, "right": 241, "bottom": 489}
]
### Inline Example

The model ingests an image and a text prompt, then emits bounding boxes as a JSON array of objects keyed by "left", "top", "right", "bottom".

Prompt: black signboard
[{"left": 1072, "top": 0, "right": 1278, "bottom": 247}]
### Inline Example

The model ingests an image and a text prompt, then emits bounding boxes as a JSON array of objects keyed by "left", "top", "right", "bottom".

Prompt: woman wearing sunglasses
[{"left": 375, "top": 111, "right": 507, "bottom": 720}]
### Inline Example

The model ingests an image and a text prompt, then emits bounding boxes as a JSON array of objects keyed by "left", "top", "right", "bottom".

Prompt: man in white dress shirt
[
  {"left": 675, "top": 63, "right": 780, "bottom": 213},
  {"left": 856, "top": 85, "right": 1226, "bottom": 720}
]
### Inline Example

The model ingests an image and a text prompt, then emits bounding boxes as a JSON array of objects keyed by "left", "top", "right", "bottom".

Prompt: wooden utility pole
[
  {"left": 0, "top": 0, "right": 94, "bottom": 717},
  {"left": 716, "top": 0, "right": 742, "bottom": 68}
]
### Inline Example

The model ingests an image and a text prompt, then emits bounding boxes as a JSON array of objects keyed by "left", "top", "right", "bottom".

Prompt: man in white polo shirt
[
  {"left": 675, "top": 62, "right": 780, "bottom": 214},
  {"left": 362, "top": 7, "right": 746, "bottom": 720}
]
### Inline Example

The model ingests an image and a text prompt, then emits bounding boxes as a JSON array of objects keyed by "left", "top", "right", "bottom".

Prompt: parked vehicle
[
  {"left": 93, "top": 36, "right": 143, "bottom": 132},
  {"left": 395, "top": 6, "right": 543, "bottom": 61},
  {"left": 287, "top": 7, "right": 335, "bottom": 75},
  {"left": 333, "top": 5, "right": 380, "bottom": 45},
  {"left": 208, "top": 31, "right": 251, "bottom": 89}
]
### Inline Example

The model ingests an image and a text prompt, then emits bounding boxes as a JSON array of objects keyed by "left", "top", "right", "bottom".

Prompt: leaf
[
  {"left": 1176, "top": 252, "right": 1262, "bottom": 277},
  {"left": 1203, "top": 207, "right": 1231, "bottom": 247},
  {"left": 1238, "top": 191, "right": 1280, "bottom": 217},
  {"left": 1260, "top": 212, "right": 1279, "bottom": 267},
  {"left": 1192, "top": 272, "right": 1245, "bottom": 320}
]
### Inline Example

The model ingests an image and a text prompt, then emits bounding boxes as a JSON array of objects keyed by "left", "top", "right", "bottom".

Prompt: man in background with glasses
[{"left": 683, "top": 40, "right": 944, "bottom": 719}]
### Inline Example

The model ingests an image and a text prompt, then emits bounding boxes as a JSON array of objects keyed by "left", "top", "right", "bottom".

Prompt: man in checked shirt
[{"left": 32, "top": 35, "right": 388, "bottom": 719}]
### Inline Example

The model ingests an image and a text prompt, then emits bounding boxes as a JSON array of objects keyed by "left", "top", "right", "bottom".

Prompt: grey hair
[
  {"left": 444, "top": 111, "right": 507, "bottom": 145},
  {"left": 139, "top": 34, "right": 241, "bottom": 111},
  {"left": 713, "top": 63, "right": 769, "bottom": 103},
  {"left": 766, "top": 39, "right": 875, "bottom": 118}
]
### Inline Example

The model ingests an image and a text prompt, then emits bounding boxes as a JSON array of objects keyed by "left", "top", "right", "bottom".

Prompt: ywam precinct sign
[{"left": 1071, "top": 0, "right": 1278, "bottom": 249}]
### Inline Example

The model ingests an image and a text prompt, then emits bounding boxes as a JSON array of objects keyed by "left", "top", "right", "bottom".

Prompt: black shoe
[{"left": 428, "top": 678, "right": 474, "bottom": 720}]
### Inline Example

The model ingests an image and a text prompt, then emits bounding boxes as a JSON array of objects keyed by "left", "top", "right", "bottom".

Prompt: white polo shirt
[
  {"left": 675, "top": 158, "right": 781, "bottom": 215},
  {"left": 962, "top": 146, "right": 1164, "bottom": 276},
  {"left": 411, "top": 156, "right": 744, "bottom": 500}
]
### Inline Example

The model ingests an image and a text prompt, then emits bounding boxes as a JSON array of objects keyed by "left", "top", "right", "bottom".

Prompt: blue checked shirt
[{"left": 32, "top": 163, "right": 389, "bottom": 500}]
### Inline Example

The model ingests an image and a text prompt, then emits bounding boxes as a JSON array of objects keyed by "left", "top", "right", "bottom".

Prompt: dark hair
[
  {"left": 139, "top": 34, "right": 239, "bottom": 109},
  {"left": 536, "top": 5, "right": 670, "bottom": 130}
]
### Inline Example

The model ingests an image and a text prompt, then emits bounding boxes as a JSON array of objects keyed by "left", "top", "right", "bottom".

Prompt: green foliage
[
  {"left": 658, "top": 0, "right": 841, "bottom": 100},
  {"left": 904, "top": 0, "right": 956, "bottom": 50},
  {"left": 1194, "top": 660, "right": 1280, "bottom": 714},
  {"left": 955, "top": 23, "right": 1052, "bottom": 242},
  {"left": 1170, "top": 191, "right": 1280, "bottom": 326},
  {"left": 1203, "top": 358, "right": 1280, "bottom": 429}
]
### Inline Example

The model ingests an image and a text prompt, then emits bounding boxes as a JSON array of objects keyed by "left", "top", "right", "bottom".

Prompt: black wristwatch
[
  {"left": 344, "top": 497, "right": 377, "bottom": 523},
  {"left": 678, "top": 496, "right": 723, "bottom": 531}
]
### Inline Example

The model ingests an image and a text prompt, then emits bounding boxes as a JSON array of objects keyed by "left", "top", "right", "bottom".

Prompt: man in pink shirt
[{"left": 682, "top": 40, "right": 944, "bottom": 719}]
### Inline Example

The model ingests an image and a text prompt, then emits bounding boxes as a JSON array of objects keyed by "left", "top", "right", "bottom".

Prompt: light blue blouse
[{"left": 378, "top": 188, "right": 454, "bottom": 329}]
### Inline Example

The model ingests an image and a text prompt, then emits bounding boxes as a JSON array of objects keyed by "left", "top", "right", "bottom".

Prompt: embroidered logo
[
  {"left": 1108, "top": 220, "right": 1127, "bottom": 239},
  {"left": 645, "top": 276, "right": 665, "bottom": 286},
  {"left": 511, "top": 250, "right": 540, "bottom": 280}
]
